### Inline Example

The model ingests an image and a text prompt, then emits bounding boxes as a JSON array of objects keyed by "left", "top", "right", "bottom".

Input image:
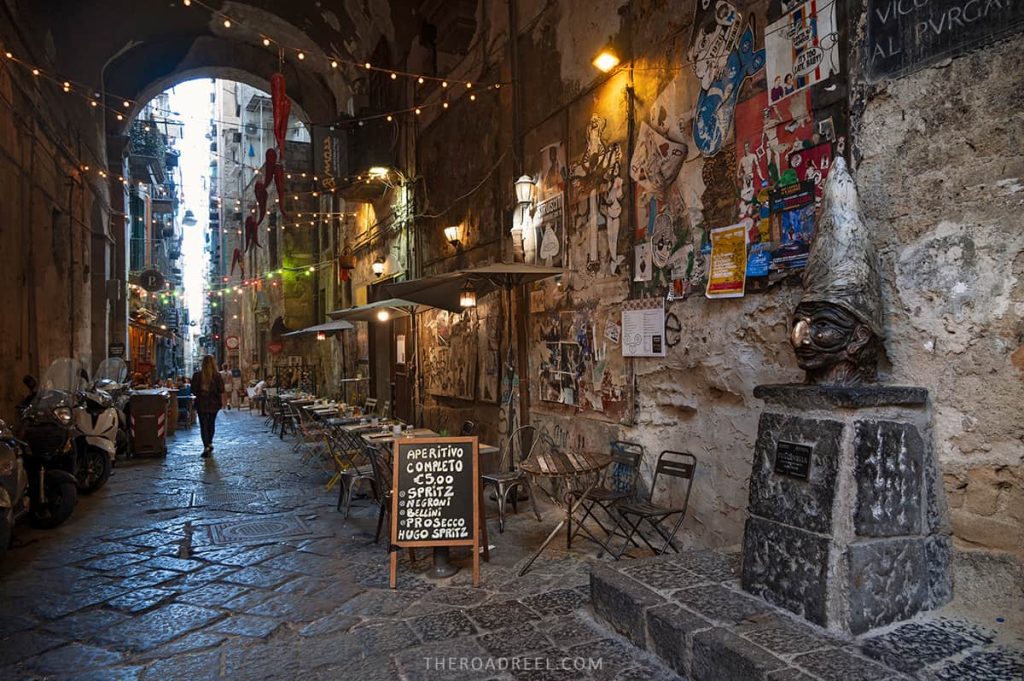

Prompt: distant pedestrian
[
  {"left": 220, "top": 364, "right": 234, "bottom": 411},
  {"left": 192, "top": 355, "right": 225, "bottom": 458}
]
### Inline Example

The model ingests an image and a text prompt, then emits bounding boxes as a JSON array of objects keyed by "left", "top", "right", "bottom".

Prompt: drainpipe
[
  {"left": 623, "top": 4, "right": 638, "bottom": 428},
  {"left": 508, "top": 0, "right": 533, "bottom": 438}
]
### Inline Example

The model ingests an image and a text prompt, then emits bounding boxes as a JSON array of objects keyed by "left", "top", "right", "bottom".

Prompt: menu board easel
[{"left": 390, "top": 436, "right": 487, "bottom": 587}]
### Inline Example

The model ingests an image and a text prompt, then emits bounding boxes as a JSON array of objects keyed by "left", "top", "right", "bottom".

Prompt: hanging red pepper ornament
[
  {"left": 254, "top": 179, "right": 268, "bottom": 225},
  {"left": 230, "top": 247, "right": 245, "bottom": 277},
  {"left": 244, "top": 214, "right": 261, "bottom": 252},
  {"left": 270, "top": 73, "right": 292, "bottom": 219},
  {"left": 270, "top": 73, "right": 291, "bottom": 159}
]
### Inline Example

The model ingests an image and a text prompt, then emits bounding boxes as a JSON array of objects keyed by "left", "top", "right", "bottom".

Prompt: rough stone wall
[
  {"left": 0, "top": 14, "right": 110, "bottom": 422},
  {"left": 851, "top": 29, "right": 1024, "bottom": 559}
]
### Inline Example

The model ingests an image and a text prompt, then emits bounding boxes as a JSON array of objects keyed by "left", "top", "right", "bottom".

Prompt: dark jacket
[{"left": 191, "top": 370, "right": 225, "bottom": 413}]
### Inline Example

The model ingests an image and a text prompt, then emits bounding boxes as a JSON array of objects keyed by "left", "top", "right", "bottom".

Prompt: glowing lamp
[
  {"left": 459, "top": 281, "right": 477, "bottom": 308},
  {"left": 444, "top": 225, "right": 462, "bottom": 248},
  {"left": 514, "top": 175, "right": 536, "bottom": 206},
  {"left": 368, "top": 167, "right": 389, "bottom": 179},
  {"left": 376, "top": 309, "right": 390, "bottom": 322},
  {"left": 371, "top": 257, "right": 385, "bottom": 277},
  {"left": 316, "top": 331, "right": 327, "bottom": 342},
  {"left": 592, "top": 49, "right": 620, "bottom": 73}
]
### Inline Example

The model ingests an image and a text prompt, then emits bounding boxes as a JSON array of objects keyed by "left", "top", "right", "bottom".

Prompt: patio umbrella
[
  {"left": 381, "top": 263, "right": 562, "bottom": 309},
  {"left": 327, "top": 298, "right": 440, "bottom": 322},
  {"left": 282, "top": 319, "right": 354, "bottom": 337}
]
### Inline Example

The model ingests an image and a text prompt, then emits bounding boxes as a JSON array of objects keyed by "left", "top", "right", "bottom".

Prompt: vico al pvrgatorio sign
[{"left": 865, "top": 0, "right": 1024, "bottom": 81}]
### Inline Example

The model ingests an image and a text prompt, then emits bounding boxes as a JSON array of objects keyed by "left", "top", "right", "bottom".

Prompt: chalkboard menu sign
[
  {"left": 390, "top": 436, "right": 482, "bottom": 587},
  {"left": 866, "top": 0, "right": 1024, "bottom": 81},
  {"left": 774, "top": 441, "right": 812, "bottom": 480}
]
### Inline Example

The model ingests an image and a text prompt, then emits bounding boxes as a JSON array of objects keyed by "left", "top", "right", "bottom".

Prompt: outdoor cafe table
[{"left": 517, "top": 449, "right": 613, "bottom": 576}]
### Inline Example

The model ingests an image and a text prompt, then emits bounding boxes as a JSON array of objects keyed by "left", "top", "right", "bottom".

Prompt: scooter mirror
[{"left": 22, "top": 375, "right": 37, "bottom": 391}]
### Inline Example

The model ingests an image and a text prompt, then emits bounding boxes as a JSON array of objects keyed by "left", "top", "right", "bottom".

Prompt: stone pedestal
[{"left": 740, "top": 385, "right": 951, "bottom": 635}]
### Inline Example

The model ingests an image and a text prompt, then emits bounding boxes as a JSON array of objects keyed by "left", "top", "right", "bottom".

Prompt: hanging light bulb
[
  {"left": 376, "top": 309, "right": 390, "bottom": 322},
  {"left": 263, "top": 38, "right": 271, "bottom": 47},
  {"left": 316, "top": 331, "right": 327, "bottom": 341}
]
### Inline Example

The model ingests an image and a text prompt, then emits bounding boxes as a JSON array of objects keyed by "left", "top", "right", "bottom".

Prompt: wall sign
[
  {"left": 138, "top": 269, "right": 165, "bottom": 293},
  {"left": 621, "top": 298, "right": 666, "bottom": 357},
  {"left": 390, "top": 437, "right": 485, "bottom": 587},
  {"left": 774, "top": 440, "right": 812, "bottom": 480},
  {"left": 866, "top": 0, "right": 1024, "bottom": 81},
  {"left": 108, "top": 342, "right": 126, "bottom": 358}
]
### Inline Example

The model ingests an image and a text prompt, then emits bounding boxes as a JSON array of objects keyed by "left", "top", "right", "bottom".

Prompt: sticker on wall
[
  {"left": 651, "top": 213, "right": 677, "bottom": 268},
  {"left": 630, "top": 122, "right": 688, "bottom": 195},
  {"left": 768, "top": 181, "right": 816, "bottom": 270},
  {"left": 604, "top": 320, "right": 621, "bottom": 345},
  {"left": 766, "top": 1, "right": 840, "bottom": 106},
  {"left": 706, "top": 223, "right": 749, "bottom": 298},
  {"left": 634, "top": 241, "right": 653, "bottom": 282},
  {"left": 787, "top": 142, "right": 832, "bottom": 205}
]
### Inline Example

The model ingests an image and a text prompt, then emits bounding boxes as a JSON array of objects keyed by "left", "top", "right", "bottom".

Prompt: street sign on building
[
  {"left": 139, "top": 269, "right": 165, "bottom": 292},
  {"left": 108, "top": 342, "right": 126, "bottom": 358}
]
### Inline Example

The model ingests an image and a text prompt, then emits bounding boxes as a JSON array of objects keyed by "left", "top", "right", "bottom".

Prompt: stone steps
[{"left": 589, "top": 550, "right": 1023, "bottom": 681}]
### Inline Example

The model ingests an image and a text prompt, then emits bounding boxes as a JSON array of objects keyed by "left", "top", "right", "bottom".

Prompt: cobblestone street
[{"left": 0, "top": 410, "right": 674, "bottom": 681}]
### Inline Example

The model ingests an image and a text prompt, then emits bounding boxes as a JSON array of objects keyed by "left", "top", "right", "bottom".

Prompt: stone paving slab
[{"left": 0, "top": 411, "right": 679, "bottom": 680}]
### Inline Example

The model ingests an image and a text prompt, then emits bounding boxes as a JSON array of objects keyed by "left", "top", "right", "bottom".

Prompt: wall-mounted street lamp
[
  {"left": 444, "top": 225, "right": 462, "bottom": 250},
  {"left": 368, "top": 166, "right": 390, "bottom": 179},
  {"left": 372, "top": 256, "right": 385, "bottom": 277},
  {"left": 459, "top": 281, "right": 477, "bottom": 309},
  {"left": 511, "top": 175, "right": 537, "bottom": 262},
  {"left": 592, "top": 45, "right": 620, "bottom": 73}
]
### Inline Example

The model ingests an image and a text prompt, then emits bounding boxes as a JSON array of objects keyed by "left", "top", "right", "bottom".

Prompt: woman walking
[{"left": 192, "top": 355, "right": 225, "bottom": 458}]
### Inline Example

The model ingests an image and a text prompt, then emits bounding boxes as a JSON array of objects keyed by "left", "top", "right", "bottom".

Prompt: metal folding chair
[
  {"left": 480, "top": 425, "right": 542, "bottom": 533},
  {"left": 568, "top": 440, "right": 644, "bottom": 552},
  {"left": 365, "top": 444, "right": 394, "bottom": 545},
  {"left": 326, "top": 426, "right": 377, "bottom": 516},
  {"left": 612, "top": 450, "right": 697, "bottom": 558}
]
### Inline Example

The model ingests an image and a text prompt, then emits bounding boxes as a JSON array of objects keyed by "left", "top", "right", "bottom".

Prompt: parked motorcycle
[
  {"left": 0, "top": 419, "right": 29, "bottom": 559},
  {"left": 16, "top": 366, "right": 79, "bottom": 528},
  {"left": 94, "top": 357, "right": 130, "bottom": 460},
  {"left": 23, "top": 358, "right": 118, "bottom": 494}
]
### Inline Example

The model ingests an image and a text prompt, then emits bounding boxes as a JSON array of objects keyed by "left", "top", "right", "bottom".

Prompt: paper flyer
[{"left": 706, "top": 223, "right": 749, "bottom": 299}]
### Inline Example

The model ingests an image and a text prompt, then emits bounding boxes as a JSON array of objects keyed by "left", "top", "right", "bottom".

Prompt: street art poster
[
  {"left": 765, "top": 0, "right": 840, "bottom": 106},
  {"left": 787, "top": 142, "right": 832, "bottom": 205},
  {"left": 535, "top": 194, "right": 564, "bottom": 267},
  {"left": 421, "top": 309, "right": 479, "bottom": 401},
  {"left": 689, "top": 0, "right": 766, "bottom": 156},
  {"left": 569, "top": 114, "right": 625, "bottom": 277},
  {"left": 533, "top": 306, "right": 623, "bottom": 414},
  {"left": 769, "top": 181, "right": 816, "bottom": 270},
  {"left": 538, "top": 142, "right": 567, "bottom": 202},
  {"left": 622, "top": 298, "right": 666, "bottom": 357},
  {"left": 706, "top": 223, "right": 749, "bottom": 298},
  {"left": 734, "top": 89, "right": 813, "bottom": 219},
  {"left": 477, "top": 301, "right": 500, "bottom": 404}
]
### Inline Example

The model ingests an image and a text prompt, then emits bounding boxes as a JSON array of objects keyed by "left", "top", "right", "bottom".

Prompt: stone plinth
[{"left": 741, "top": 384, "right": 951, "bottom": 635}]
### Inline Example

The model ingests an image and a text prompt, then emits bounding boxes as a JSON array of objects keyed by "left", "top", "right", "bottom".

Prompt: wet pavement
[{"left": 0, "top": 409, "right": 674, "bottom": 680}]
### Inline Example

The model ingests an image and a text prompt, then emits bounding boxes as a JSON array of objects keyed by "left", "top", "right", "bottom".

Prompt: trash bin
[{"left": 129, "top": 389, "right": 170, "bottom": 457}]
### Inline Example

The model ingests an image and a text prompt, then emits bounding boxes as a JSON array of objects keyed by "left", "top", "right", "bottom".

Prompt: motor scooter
[
  {"left": 0, "top": 419, "right": 29, "bottom": 559},
  {"left": 94, "top": 358, "right": 130, "bottom": 459},
  {"left": 15, "top": 369, "right": 79, "bottom": 528},
  {"left": 73, "top": 385, "right": 117, "bottom": 494}
]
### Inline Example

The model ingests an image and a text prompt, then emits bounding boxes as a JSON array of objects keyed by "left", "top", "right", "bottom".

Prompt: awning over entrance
[{"left": 281, "top": 319, "right": 355, "bottom": 337}]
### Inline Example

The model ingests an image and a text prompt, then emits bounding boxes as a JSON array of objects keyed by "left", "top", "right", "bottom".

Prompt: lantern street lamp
[
  {"left": 592, "top": 46, "right": 620, "bottom": 73},
  {"left": 372, "top": 257, "right": 385, "bottom": 277},
  {"left": 459, "top": 281, "right": 477, "bottom": 309},
  {"left": 511, "top": 175, "right": 536, "bottom": 262},
  {"left": 444, "top": 225, "right": 462, "bottom": 250}
]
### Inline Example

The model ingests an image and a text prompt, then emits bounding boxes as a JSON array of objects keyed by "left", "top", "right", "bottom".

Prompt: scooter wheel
[
  {"left": 77, "top": 447, "right": 112, "bottom": 494},
  {"left": 31, "top": 474, "right": 77, "bottom": 529}
]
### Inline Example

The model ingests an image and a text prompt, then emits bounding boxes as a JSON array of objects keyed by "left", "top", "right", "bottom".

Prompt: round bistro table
[{"left": 517, "top": 449, "right": 612, "bottom": 576}]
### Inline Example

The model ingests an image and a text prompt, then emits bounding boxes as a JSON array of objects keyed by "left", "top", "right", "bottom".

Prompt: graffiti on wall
[
  {"left": 569, "top": 115, "right": 625, "bottom": 277},
  {"left": 765, "top": 0, "right": 840, "bottom": 105},
  {"left": 420, "top": 298, "right": 499, "bottom": 402}
]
